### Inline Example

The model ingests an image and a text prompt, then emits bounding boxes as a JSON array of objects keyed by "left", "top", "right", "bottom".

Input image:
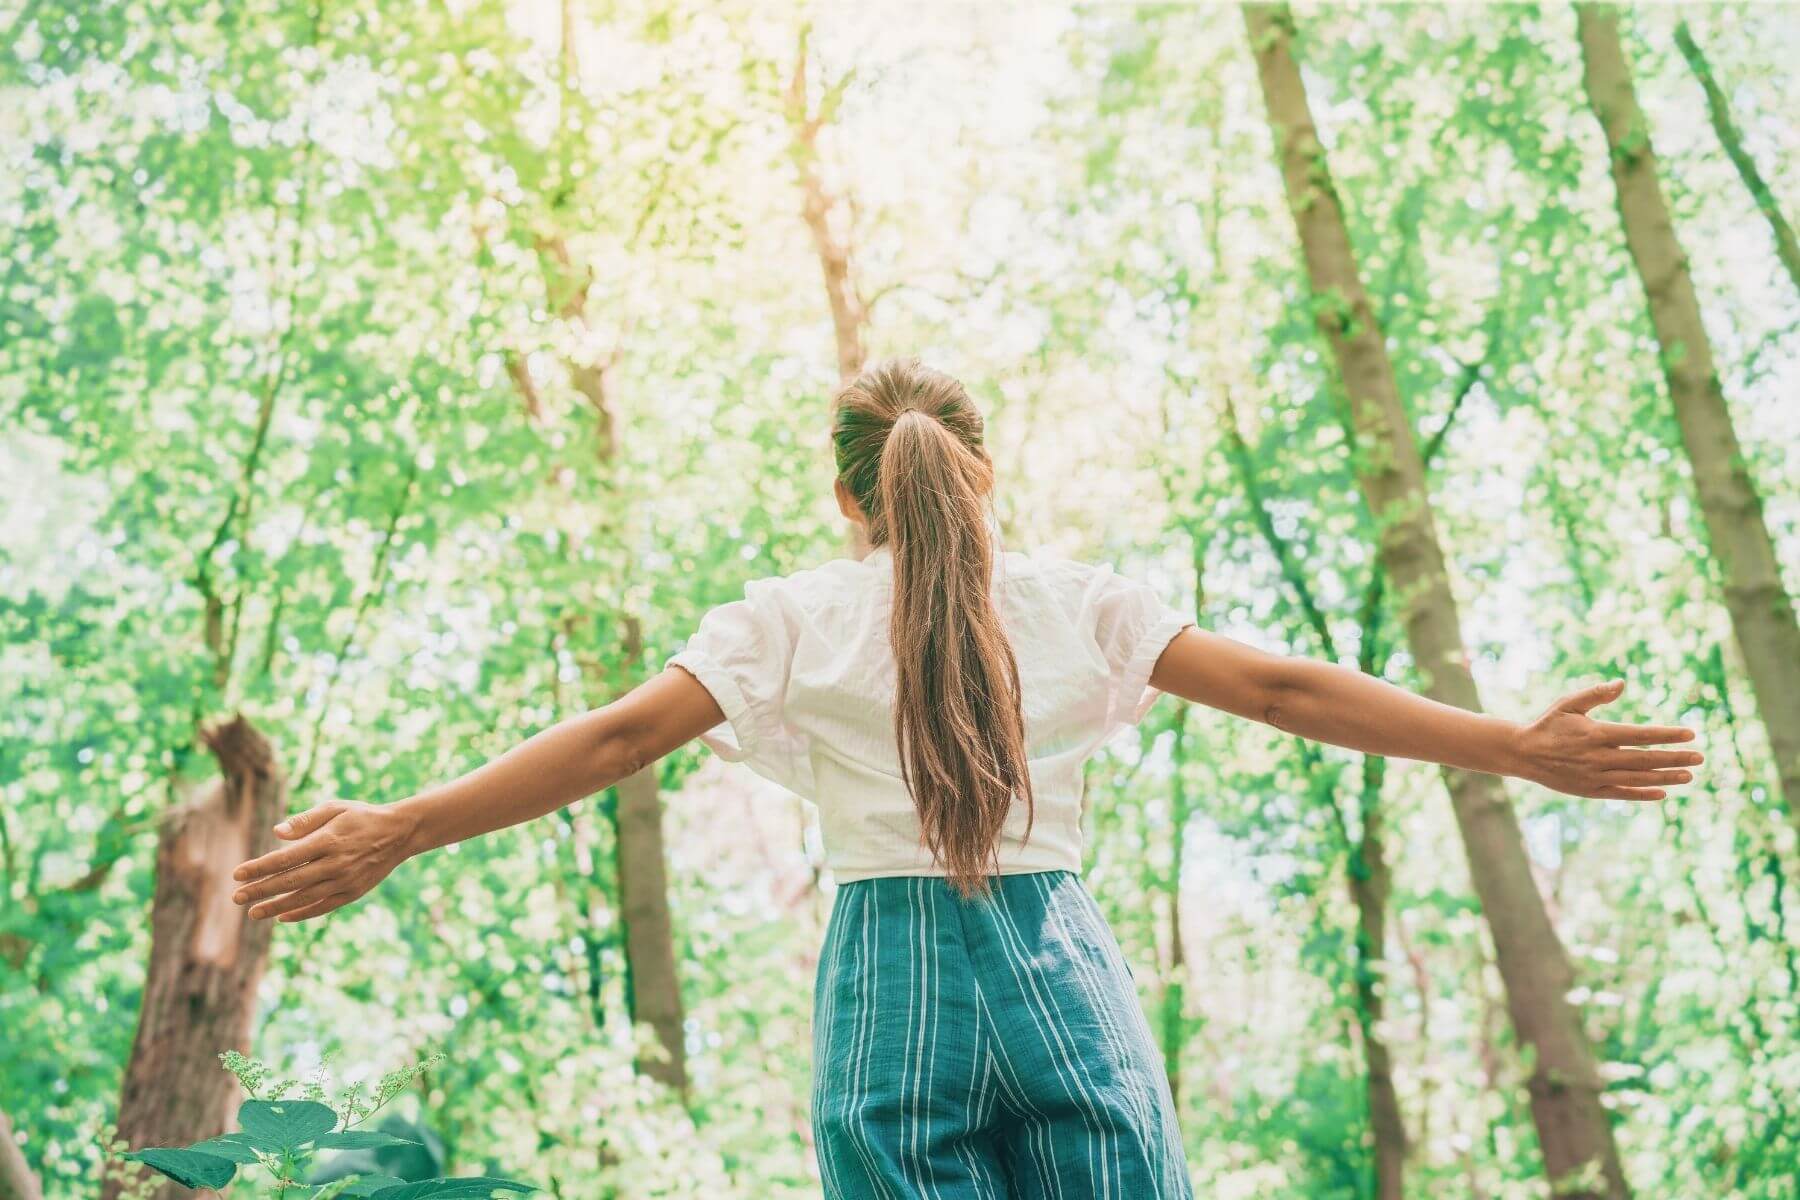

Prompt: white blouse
[{"left": 664, "top": 542, "right": 1195, "bottom": 882}]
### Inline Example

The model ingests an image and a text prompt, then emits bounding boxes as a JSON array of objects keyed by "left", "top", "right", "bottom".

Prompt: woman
[{"left": 232, "top": 358, "right": 1702, "bottom": 1198}]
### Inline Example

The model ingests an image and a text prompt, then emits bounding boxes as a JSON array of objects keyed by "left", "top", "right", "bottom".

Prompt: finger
[
  {"left": 1590, "top": 784, "right": 1667, "bottom": 802},
  {"left": 1591, "top": 721, "right": 1698, "bottom": 747},
  {"left": 249, "top": 882, "right": 344, "bottom": 922},
  {"left": 1595, "top": 769, "right": 1694, "bottom": 788},
  {"left": 234, "top": 830, "right": 331, "bottom": 884},
  {"left": 1558, "top": 679, "right": 1625, "bottom": 715},
  {"left": 273, "top": 802, "right": 345, "bottom": 841},
  {"left": 1598, "top": 747, "right": 1706, "bottom": 770},
  {"left": 232, "top": 859, "right": 340, "bottom": 907},
  {"left": 276, "top": 891, "right": 356, "bottom": 923}
]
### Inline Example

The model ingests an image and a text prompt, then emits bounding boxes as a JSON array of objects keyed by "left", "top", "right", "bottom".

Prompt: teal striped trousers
[{"left": 810, "top": 870, "right": 1194, "bottom": 1199}]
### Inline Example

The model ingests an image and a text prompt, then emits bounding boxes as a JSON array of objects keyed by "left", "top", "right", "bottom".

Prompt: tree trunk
[
  {"left": 1243, "top": 7, "right": 1628, "bottom": 1196},
  {"left": 103, "top": 716, "right": 284, "bottom": 1200},
  {"left": 1224, "top": 375, "right": 1414, "bottom": 1197},
  {"left": 515, "top": 86, "right": 688, "bottom": 1089},
  {"left": 1580, "top": 5, "right": 1800, "bottom": 843},
  {"left": 1160, "top": 706, "right": 1191, "bottom": 1109},
  {"left": 585, "top": 505, "right": 687, "bottom": 1098},
  {"left": 613, "top": 764, "right": 688, "bottom": 1093},
  {"left": 1673, "top": 21, "right": 1800, "bottom": 296},
  {"left": 0, "top": 1108, "right": 42, "bottom": 1200},
  {"left": 1350, "top": 756, "right": 1406, "bottom": 1200},
  {"left": 787, "top": 28, "right": 868, "bottom": 384}
]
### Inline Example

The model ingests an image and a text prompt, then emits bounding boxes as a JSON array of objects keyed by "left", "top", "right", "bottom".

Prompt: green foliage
[
  {"left": 120, "top": 1051, "right": 530, "bottom": 1198},
  {"left": 3, "top": 1, "right": 1797, "bottom": 1198}
]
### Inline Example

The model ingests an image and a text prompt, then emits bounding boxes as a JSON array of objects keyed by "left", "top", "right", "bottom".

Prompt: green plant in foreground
[{"left": 118, "top": 1050, "right": 535, "bottom": 1198}]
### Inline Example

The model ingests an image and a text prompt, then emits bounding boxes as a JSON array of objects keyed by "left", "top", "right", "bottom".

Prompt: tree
[
  {"left": 1577, "top": 4, "right": 1800, "bottom": 857},
  {"left": 507, "top": 0, "right": 693, "bottom": 1094},
  {"left": 787, "top": 26, "right": 869, "bottom": 385},
  {"left": 1221, "top": 377, "right": 1425, "bottom": 1199},
  {"left": 103, "top": 719, "right": 285, "bottom": 1200},
  {"left": 7, "top": 2, "right": 1798, "bottom": 1194},
  {"left": 1673, "top": 20, "right": 1800, "bottom": 297},
  {"left": 411, "top": 0, "right": 704, "bottom": 1096},
  {"left": 1242, "top": 6, "right": 1629, "bottom": 1195}
]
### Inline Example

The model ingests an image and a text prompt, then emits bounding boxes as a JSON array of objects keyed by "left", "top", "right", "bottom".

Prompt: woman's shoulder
[
  {"left": 997, "top": 549, "right": 1148, "bottom": 631},
  {"left": 733, "top": 553, "right": 873, "bottom": 616},
  {"left": 1000, "top": 548, "right": 1116, "bottom": 592},
  {"left": 1003, "top": 550, "right": 1177, "bottom": 627}
]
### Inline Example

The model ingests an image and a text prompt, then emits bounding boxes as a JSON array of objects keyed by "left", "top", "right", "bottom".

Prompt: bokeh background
[{"left": 3, "top": 1, "right": 1798, "bottom": 1197}]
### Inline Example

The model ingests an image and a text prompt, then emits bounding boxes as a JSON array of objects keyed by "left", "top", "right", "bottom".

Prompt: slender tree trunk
[
  {"left": 1673, "top": 21, "right": 1800, "bottom": 296},
  {"left": 787, "top": 27, "right": 868, "bottom": 384},
  {"left": 1579, "top": 5, "right": 1800, "bottom": 844},
  {"left": 566, "top": 8, "right": 686, "bottom": 1095},
  {"left": 1222, "top": 380, "right": 1412, "bottom": 1196},
  {"left": 1160, "top": 706, "right": 1190, "bottom": 1109},
  {"left": 1394, "top": 911, "right": 1435, "bottom": 1154},
  {"left": 796, "top": 159, "right": 866, "bottom": 383},
  {"left": 0, "top": 1108, "right": 41, "bottom": 1200},
  {"left": 607, "top": 610, "right": 687, "bottom": 1093},
  {"left": 517, "top": 125, "right": 688, "bottom": 1089},
  {"left": 1350, "top": 756, "right": 1406, "bottom": 1200},
  {"left": 1243, "top": 7, "right": 1628, "bottom": 1196},
  {"left": 102, "top": 717, "right": 284, "bottom": 1200},
  {"left": 613, "top": 765, "right": 688, "bottom": 1093},
  {"left": 582, "top": 475, "right": 687, "bottom": 1097}
]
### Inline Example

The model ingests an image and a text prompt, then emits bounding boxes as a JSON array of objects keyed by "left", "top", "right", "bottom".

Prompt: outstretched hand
[
  {"left": 1513, "top": 679, "right": 1702, "bottom": 802},
  {"left": 231, "top": 800, "right": 417, "bottom": 923}
]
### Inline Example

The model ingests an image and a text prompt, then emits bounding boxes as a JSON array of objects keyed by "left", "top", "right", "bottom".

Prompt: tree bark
[
  {"left": 1243, "top": 7, "right": 1628, "bottom": 1196},
  {"left": 0, "top": 1108, "right": 42, "bottom": 1200},
  {"left": 102, "top": 716, "right": 284, "bottom": 1200},
  {"left": 613, "top": 763, "right": 688, "bottom": 1093},
  {"left": 1580, "top": 6, "right": 1800, "bottom": 844},
  {"left": 1673, "top": 21, "right": 1800, "bottom": 296},
  {"left": 577, "top": 398, "right": 688, "bottom": 1096},
  {"left": 1350, "top": 755, "right": 1406, "bottom": 1200},
  {"left": 787, "top": 27, "right": 868, "bottom": 384}
]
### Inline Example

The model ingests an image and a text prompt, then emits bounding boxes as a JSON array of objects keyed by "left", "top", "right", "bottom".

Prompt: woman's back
[{"left": 666, "top": 543, "right": 1194, "bottom": 882}]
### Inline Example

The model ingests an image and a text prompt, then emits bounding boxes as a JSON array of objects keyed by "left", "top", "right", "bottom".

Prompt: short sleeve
[
  {"left": 665, "top": 578, "right": 813, "bottom": 796},
  {"left": 1079, "top": 561, "right": 1195, "bottom": 732}
]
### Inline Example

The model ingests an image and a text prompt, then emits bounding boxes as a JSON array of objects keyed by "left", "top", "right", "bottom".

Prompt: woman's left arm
[
  {"left": 231, "top": 667, "right": 728, "bottom": 923},
  {"left": 1148, "top": 627, "right": 1703, "bottom": 801}
]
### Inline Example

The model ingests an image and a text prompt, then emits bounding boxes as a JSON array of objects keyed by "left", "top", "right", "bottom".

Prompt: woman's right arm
[{"left": 230, "top": 666, "right": 729, "bottom": 923}]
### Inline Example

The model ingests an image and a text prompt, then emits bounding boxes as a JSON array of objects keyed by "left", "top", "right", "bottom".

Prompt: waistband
[{"left": 830, "top": 868, "right": 1080, "bottom": 899}]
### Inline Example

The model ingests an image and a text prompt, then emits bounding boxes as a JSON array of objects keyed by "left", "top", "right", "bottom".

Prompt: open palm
[{"left": 1514, "top": 679, "right": 1703, "bottom": 801}]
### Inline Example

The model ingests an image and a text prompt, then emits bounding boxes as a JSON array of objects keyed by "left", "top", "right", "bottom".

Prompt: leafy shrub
[{"left": 115, "top": 1050, "right": 535, "bottom": 1199}]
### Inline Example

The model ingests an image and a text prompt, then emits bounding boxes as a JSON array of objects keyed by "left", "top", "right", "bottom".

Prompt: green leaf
[
  {"left": 369, "top": 1178, "right": 537, "bottom": 1198},
  {"left": 239, "top": 1098, "right": 339, "bottom": 1151},
  {"left": 338, "top": 1177, "right": 409, "bottom": 1197},
  {"left": 188, "top": 1133, "right": 265, "bottom": 1163},
  {"left": 315, "top": 1131, "right": 422, "bottom": 1150},
  {"left": 123, "top": 1147, "right": 239, "bottom": 1189}
]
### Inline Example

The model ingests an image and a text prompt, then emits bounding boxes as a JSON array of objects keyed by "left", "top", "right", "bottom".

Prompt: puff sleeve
[
  {"left": 1080, "top": 561, "right": 1196, "bottom": 733},
  {"left": 665, "top": 577, "right": 813, "bottom": 797}
]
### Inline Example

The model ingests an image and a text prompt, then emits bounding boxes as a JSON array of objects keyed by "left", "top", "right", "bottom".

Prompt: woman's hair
[{"left": 830, "top": 358, "right": 1034, "bottom": 898}]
